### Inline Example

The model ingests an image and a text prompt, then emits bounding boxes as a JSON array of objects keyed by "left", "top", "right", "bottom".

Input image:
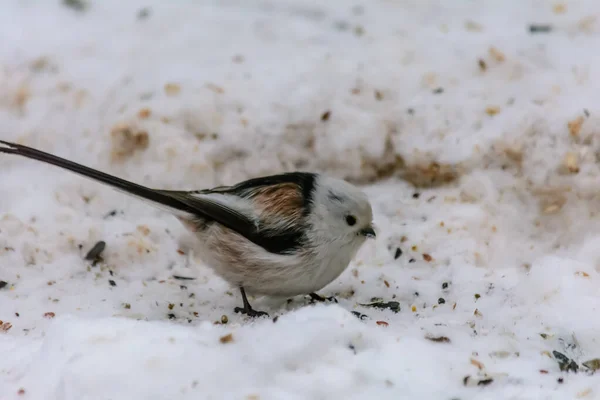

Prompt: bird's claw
[
  {"left": 234, "top": 306, "right": 269, "bottom": 318},
  {"left": 309, "top": 293, "right": 338, "bottom": 303}
]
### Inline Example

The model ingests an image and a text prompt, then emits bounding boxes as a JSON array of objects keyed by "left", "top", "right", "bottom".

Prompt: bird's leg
[
  {"left": 308, "top": 292, "right": 338, "bottom": 303},
  {"left": 234, "top": 287, "right": 269, "bottom": 318}
]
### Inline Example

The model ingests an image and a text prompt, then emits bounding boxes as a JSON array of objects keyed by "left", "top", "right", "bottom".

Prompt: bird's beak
[{"left": 360, "top": 226, "right": 376, "bottom": 238}]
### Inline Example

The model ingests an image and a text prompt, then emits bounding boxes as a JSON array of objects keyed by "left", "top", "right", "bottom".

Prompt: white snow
[{"left": 2, "top": 0, "right": 600, "bottom": 398}]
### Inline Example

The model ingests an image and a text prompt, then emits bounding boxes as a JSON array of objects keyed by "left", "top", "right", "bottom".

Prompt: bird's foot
[
  {"left": 309, "top": 293, "right": 338, "bottom": 303},
  {"left": 234, "top": 306, "right": 269, "bottom": 318},
  {"left": 235, "top": 286, "right": 269, "bottom": 318}
]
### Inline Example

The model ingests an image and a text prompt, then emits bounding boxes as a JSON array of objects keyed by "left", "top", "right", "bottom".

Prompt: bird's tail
[{"left": 0, "top": 140, "right": 197, "bottom": 217}]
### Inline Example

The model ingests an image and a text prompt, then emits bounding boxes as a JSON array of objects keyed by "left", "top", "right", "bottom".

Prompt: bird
[{"left": 0, "top": 140, "right": 376, "bottom": 317}]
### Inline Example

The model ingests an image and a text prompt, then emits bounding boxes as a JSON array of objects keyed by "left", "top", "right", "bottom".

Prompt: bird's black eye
[{"left": 345, "top": 215, "right": 357, "bottom": 226}]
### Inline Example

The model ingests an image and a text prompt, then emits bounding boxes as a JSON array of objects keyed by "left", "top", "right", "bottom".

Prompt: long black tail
[{"left": 0, "top": 140, "right": 198, "bottom": 217}]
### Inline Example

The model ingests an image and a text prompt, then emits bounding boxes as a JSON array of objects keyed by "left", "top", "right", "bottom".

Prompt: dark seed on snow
[
  {"left": 108, "top": 280, "right": 116, "bottom": 287},
  {"left": 351, "top": 311, "right": 369, "bottom": 320},
  {"left": 394, "top": 248, "right": 403, "bottom": 259},
  {"left": 173, "top": 275, "right": 196, "bottom": 280},
  {"left": 0, "top": 281, "right": 7, "bottom": 289},
  {"left": 168, "top": 313, "right": 176, "bottom": 320},
  {"left": 84, "top": 241, "right": 106, "bottom": 263},
  {"left": 103, "top": 210, "right": 118, "bottom": 219},
  {"left": 529, "top": 24, "right": 552, "bottom": 34},
  {"left": 442, "top": 282, "right": 449, "bottom": 289},
  {"left": 553, "top": 350, "right": 579, "bottom": 373},
  {"left": 359, "top": 300, "right": 400, "bottom": 313},
  {"left": 438, "top": 298, "right": 446, "bottom": 304}
]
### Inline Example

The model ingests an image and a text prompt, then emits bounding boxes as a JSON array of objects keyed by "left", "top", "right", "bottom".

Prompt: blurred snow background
[{"left": 2, "top": 0, "right": 600, "bottom": 398}]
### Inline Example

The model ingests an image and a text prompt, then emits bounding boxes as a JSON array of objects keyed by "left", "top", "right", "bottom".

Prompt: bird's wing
[{"left": 161, "top": 173, "right": 317, "bottom": 254}]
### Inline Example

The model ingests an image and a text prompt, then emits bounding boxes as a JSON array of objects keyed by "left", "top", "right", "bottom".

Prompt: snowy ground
[{"left": 2, "top": 0, "right": 600, "bottom": 398}]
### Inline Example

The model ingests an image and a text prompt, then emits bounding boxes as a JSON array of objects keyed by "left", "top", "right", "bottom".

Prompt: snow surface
[{"left": 2, "top": 0, "right": 600, "bottom": 398}]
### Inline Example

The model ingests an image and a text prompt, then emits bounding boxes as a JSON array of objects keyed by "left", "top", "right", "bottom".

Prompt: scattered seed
[
  {"left": 412, "top": 192, "right": 420, "bottom": 199},
  {"left": 558, "top": 377, "right": 564, "bottom": 384},
  {"left": 470, "top": 358, "right": 485, "bottom": 369},
  {"left": 173, "top": 275, "right": 195, "bottom": 280},
  {"left": 164, "top": 83, "right": 181, "bottom": 96},
  {"left": 529, "top": 24, "right": 553, "bottom": 33},
  {"left": 359, "top": 300, "right": 400, "bottom": 313},
  {"left": 84, "top": 241, "right": 106, "bottom": 264},
  {"left": 138, "top": 108, "right": 152, "bottom": 119},
  {"left": 168, "top": 303, "right": 175, "bottom": 310},
  {"left": 15, "top": 312, "right": 19, "bottom": 317},
  {"left": 463, "top": 376, "right": 493, "bottom": 387},
  {"left": 180, "top": 285, "right": 187, "bottom": 290},
  {"left": 0, "top": 321, "right": 13, "bottom": 332},
  {"left": 426, "top": 335, "right": 450, "bottom": 343},
  {"left": 137, "top": 7, "right": 151, "bottom": 20},
  {"left": 123, "top": 303, "right": 131, "bottom": 309},
  {"left": 220, "top": 333, "right": 234, "bottom": 344},
  {"left": 351, "top": 311, "right": 368, "bottom": 320},
  {"left": 409, "top": 258, "right": 416, "bottom": 263},
  {"left": 321, "top": 111, "right": 331, "bottom": 121},
  {"left": 108, "top": 280, "right": 116, "bottom": 287},
  {"left": 63, "top": 0, "right": 87, "bottom": 12},
  {"left": 569, "top": 116, "right": 585, "bottom": 137},
  {"left": 167, "top": 313, "right": 176, "bottom": 320},
  {"left": 485, "top": 106, "right": 501, "bottom": 116},
  {"left": 553, "top": 350, "right": 579, "bottom": 372},
  {"left": 474, "top": 293, "right": 481, "bottom": 300},
  {"left": 438, "top": 298, "right": 446, "bottom": 304},
  {"left": 478, "top": 59, "right": 487, "bottom": 71},
  {"left": 376, "top": 320, "right": 389, "bottom": 327},
  {"left": 43, "top": 312, "right": 55, "bottom": 319},
  {"left": 0, "top": 281, "right": 7, "bottom": 289},
  {"left": 423, "top": 253, "right": 432, "bottom": 262},
  {"left": 272, "top": 316, "right": 279, "bottom": 323},
  {"left": 582, "top": 358, "right": 600, "bottom": 371},
  {"left": 442, "top": 282, "right": 449, "bottom": 289},
  {"left": 394, "top": 248, "right": 403, "bottom": 259},
  {"left": 411, "top": 305, "right": 417, "bottom": 312},
  {"left": 221, "top": 315, "right": 229, "bottom": 324},
  {"left": 18, "top": 388, "right": 25, "bottom": 396},
  {"left": 432, "top": 87, "right": 444, "bottom": 94},
  {"left": 177, "top": 249, "right": 185, "bottom": 255},
  {"left": 375, "top": 90, "right": 384, "bottom": 100},
  {"left": 540, "top": 369, "right": 549, "bottom": 374},
  {"left": 383, "top": 280, "right": 390, "bottom": 288},
  {"left": 103, "top": 210, "right": 118, "bottom": 219}
]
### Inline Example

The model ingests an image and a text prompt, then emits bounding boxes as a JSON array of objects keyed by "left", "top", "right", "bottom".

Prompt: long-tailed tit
[{"left": 0, "top": 140, "right": 375, "bottom": 317}]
